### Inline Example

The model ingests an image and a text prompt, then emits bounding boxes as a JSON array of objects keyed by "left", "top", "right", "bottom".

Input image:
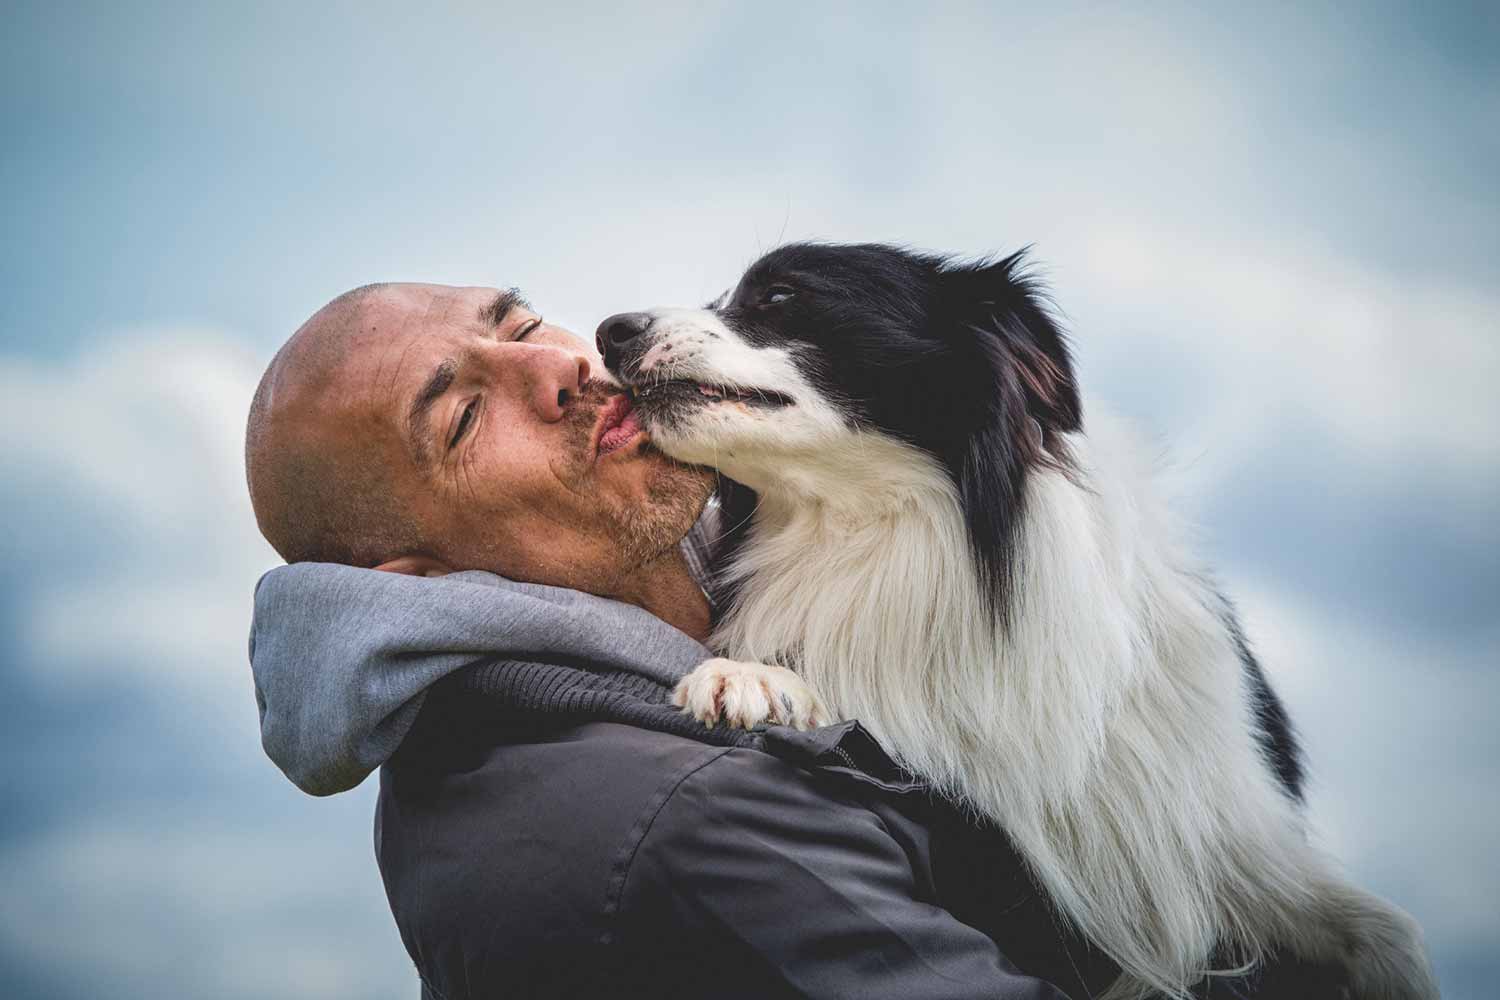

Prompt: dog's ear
[
  {"left": 942, "top": 251, "right": 1079, "bottom": 440},
  {"left": 938, "top": 252, "right": 1080, "bottom": 620}
]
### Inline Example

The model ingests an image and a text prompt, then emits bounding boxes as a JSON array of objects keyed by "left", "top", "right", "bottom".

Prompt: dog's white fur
[{"left": 634, "top": 308, "right": 1438, "bottom": 999}]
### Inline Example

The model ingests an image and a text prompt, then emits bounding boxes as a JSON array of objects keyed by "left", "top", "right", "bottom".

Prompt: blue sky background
[{"left": 2, "top": 2, "right": 1495, "bottom": 997}]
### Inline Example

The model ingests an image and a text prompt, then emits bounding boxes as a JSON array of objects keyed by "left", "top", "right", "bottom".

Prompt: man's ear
[{"left": 373, "top": 554, "right": 454, "bottom": 578}]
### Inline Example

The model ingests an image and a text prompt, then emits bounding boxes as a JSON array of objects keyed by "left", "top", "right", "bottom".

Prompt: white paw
[{"left": 672, "top": 658, "right": 832, "bottom": 731}]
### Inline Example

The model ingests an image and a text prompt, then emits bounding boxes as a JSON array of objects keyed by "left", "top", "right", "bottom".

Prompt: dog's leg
[{"left": 673, "top": 658, "right": 832, "bottom": 731}]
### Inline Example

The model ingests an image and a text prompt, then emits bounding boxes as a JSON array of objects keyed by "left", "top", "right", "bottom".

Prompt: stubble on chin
[
  {"left": 610, "top": 445, "right": 716, "bottom": 569},
  {"left": 563, "top": 384, "right": 716, "bottom": 570}
]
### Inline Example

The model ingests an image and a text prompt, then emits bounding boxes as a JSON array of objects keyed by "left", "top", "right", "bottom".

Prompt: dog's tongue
[{"left": 599, "top": 408, "right": 642, "bottom": 455}]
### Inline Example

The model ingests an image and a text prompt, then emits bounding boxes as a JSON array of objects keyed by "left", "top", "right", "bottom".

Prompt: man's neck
[{"left": 610, "top": 547, "right": 712, "bottom": 645}]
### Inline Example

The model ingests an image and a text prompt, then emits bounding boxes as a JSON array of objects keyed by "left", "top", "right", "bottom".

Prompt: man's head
[{"left": 245, "top": 283, "right": 714, "bottom": 594}]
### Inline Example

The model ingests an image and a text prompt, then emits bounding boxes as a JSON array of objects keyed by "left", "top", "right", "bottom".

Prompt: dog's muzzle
[{"left": 596, "top": 311, "right": 654, "bottom": 377}]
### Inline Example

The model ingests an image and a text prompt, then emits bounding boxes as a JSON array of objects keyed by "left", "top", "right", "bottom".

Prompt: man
[
  {"left": 245, "top": 284, "right": 1330, "bottom": 999},
  {"left": 245, "top": 282, "right": 713, "bottom": 637}
]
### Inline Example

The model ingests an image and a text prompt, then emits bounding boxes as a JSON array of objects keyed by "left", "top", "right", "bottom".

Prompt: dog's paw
[{"left": 673, "top": 658, "right": 832, "bottom": 731}]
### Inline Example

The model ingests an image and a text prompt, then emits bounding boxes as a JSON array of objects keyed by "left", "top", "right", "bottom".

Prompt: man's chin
[{"left": 610, "top": 445, "right": 714, "bottom": 561}]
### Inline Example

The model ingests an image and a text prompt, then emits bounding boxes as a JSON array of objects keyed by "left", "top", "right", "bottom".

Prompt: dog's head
[{"left": 599, "top": 242, "right": 1079, "bottom": 606}]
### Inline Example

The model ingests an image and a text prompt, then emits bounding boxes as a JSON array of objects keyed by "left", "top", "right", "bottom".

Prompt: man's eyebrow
[
  {"left": 407, "top": 357, "right": 458, "bottom": 465},
  {"left": 479, "top": 287, "right": 531, "bottom": 328}
]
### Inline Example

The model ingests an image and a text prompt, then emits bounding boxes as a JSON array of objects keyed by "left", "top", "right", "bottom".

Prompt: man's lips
[{"left": 594, "top": 393, "right": 645, "bottom": 459}]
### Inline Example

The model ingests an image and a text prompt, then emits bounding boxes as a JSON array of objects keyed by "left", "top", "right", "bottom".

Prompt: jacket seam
[{"left": 601, "top": 745, "right": 735, "bottom": 942}]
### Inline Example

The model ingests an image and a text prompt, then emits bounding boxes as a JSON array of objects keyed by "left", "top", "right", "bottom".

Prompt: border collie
[{"left": 598, "top": 243, "right": 1436, "bottom": 1000}]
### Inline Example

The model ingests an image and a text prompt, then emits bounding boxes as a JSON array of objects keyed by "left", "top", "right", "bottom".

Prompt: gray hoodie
[{"left": 249, "top": 561, "right": 719, "bottom": 796}]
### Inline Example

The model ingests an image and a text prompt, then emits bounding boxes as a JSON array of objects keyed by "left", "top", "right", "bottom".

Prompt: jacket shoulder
[
  {"left": 618, "top": 747, "right": 1072, "bottom": 1000},
  {"left": 376, "top": 719, "right": 740, "bottom": 998}
]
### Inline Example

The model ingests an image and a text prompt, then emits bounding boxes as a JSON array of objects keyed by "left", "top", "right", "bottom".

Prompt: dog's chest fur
[{"left": 712, "top": 413, "right": 1306, "bottom": 997}]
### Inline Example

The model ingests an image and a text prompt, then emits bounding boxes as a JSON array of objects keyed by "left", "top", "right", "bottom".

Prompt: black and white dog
[{"left": 598, "top": 243, "right": 1436, "bottom": 1000}]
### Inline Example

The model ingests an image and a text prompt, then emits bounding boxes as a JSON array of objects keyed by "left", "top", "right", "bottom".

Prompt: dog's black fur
[
  {"left": 702, "top": 244, "right": 1079, "bottom": 620},
  {"left": 673, "top": 242, "right": 1302, "bottom": 799}
]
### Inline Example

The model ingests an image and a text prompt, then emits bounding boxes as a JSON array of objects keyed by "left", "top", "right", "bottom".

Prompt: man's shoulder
[
  {"left": 376, "top": 711, "right": 872, "bottom": 910},
  {"left": 376, "top": 718, "right": 828, "bottom": 998},
  {"left": 380, "top": 717, "right": 746, "bottom": 860}
]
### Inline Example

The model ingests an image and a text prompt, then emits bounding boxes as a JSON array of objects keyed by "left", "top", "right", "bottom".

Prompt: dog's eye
[{"left": 762, "top": 285, "right": 796, "bottom": 306}]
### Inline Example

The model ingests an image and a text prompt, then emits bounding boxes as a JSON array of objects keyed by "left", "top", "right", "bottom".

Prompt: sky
[{"left": 1, "top": 2, "right": 1496, "bottom": 997}]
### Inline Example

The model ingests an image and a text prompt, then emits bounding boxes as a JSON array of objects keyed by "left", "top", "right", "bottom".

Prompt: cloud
[
  {"left": 1233, "top": 578, "right": 1500, "bottom": 957},
  {"left": 0, "top": 331, "right": 279, "bottom": 702},
  {"left": 0, "top": 331, "right": 415, "bottom": 999},
  {"left": 0, "top": 800, "right": 411, "bottom": 1000},
  {"left": 1065, "top": 223, "right": 1500, "bottom": 487}
]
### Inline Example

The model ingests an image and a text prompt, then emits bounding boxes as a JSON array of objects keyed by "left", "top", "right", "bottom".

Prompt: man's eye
[
  {"left": 516, "top": 318, "right": 543, "bottom": 340},
  {"left": 762, "top": 286, "right": 795, "bottom": 306},
  {"left": 448, "top": 399, "right": 478, "bottom": 449}
]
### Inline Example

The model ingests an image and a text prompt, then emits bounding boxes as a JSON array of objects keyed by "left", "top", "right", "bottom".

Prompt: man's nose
[
  {"left": 595, "top": 312, "right": 653, "bottom": 375},
  {"left": 524, "top": 347, "right": 591, "bottom": 422}
]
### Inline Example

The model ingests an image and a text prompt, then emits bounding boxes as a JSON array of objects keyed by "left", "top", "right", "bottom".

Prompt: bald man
[{"left": 246, "top": 282, "right": 715, "bottom": 640}]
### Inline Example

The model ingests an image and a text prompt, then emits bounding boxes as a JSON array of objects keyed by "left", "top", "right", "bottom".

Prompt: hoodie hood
[{"left": 249, "top": 562, "right": 713, "bottom": 796}]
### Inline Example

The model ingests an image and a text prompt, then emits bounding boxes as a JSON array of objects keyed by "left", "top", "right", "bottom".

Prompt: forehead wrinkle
[
  {"left": 352, "top": 330, "right": 413, "bottom": 459},
  {"left": 343, "top": 294, "right": 433, "bottom": 472},
  {"left": 389, "top": 329, "right": 421, "bottom": 401}
]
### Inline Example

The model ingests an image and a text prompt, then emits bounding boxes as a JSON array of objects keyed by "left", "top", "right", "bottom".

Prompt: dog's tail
[{"left": 1290, "top": 878, "right": 1440, "bottom": 1000}]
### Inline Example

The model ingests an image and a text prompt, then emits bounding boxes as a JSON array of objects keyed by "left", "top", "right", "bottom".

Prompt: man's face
[{"left": 326, "top": 283, "right": 713, "bottom": 592}]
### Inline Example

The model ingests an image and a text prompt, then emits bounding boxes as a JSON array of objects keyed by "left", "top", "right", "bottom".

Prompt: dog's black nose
[
  {"left": 597, "top": 312, "right": 652, "bottom": 350},
  {"left": 595, "top": 312, "right": 653, "bottom": 373}
]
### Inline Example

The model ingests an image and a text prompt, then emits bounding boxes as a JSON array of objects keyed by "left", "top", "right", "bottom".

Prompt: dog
[{"left": 597, "top": 243, "right": 1437, "bottom": 999}]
